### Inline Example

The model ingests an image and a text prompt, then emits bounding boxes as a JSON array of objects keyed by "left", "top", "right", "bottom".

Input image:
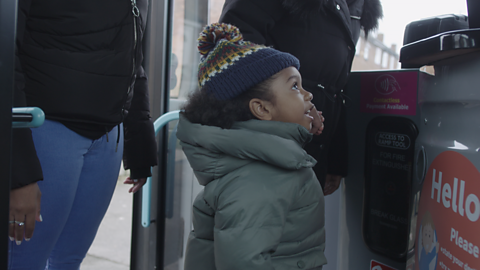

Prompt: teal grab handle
[
  {"left": 12, "top": 107, "right": 45, "bottom": 128},
  {"left": 142, "top": 110, "right": 180, "bottom": 228}
]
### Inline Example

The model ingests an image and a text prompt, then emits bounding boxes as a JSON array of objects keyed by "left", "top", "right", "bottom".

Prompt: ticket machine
[
  {"left": 332, "top": 69, "right": 430, "bottom": 270},
  {"left": 324, "top": 3, "right": 480, "bottom": 269}
]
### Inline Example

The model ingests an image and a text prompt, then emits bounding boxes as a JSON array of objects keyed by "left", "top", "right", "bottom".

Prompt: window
[
  {"left": 209, "top": 0, "right": 224, "bottom": 23},
  {"left": 390, "top": 56, "right": 396, "bottom": 69},
  {"left": 363, "top": 43, "right": 370, "bottom": 60},
  {"left": 382, "top": 51, "right": 389, "bottom": 68},
  {"left": 374, "top": 48, "right": 382, "bottom": 65},
  {"left": 169, "top": 0, "right": 225, "bottom": 104}
]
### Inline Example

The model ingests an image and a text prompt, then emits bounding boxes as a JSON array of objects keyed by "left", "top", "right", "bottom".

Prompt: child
[{"left": 177, "top": 23, "right": 326, "bottom": 270}]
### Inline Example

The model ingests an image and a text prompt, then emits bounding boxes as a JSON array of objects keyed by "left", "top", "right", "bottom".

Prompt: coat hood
[
  {"left": 176, "top": 114, "right": 316, "bottom": 186},
  {"left": 349, "top": 0, "right": 383, "bottom": 35}
]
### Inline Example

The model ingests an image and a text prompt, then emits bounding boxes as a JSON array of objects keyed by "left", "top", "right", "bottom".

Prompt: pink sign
[{"left": 360, "top": 72, "right": 418, "bottom": 116}]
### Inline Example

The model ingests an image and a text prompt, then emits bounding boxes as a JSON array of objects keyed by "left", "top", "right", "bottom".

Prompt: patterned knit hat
[{"left": 197, "top": 23, "right": 300, "bottom": 100}]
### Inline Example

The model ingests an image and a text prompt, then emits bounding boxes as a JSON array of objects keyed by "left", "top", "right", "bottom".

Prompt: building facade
[{"left": 352, "top": 31, "right": 400, "bottom": 71}]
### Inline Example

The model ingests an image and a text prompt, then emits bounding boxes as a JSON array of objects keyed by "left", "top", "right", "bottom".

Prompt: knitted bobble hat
[{"left": 197, "top": 23, "right": 300, "bottom": 100}]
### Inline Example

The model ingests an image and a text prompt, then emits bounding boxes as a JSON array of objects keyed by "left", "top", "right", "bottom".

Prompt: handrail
[
  {"left": 142, "top": 110, "right": 180, "bottom": 228},
  {"left": 12, "top": 107, "right": 45, "bottom": 128}
]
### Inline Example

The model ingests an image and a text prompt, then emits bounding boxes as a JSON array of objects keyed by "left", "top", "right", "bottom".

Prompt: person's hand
[
  {"left": 323, "top": 174, "right": 342, "bottom": 195},
  {"left": 123, "top": 177, "right": 147, "bottom": 193},
  {"left": 309, "top": 107, "right": 324, "bottom": 136},
  {"left": 9, "top": 182, "right": 42, "bottom": 245}
]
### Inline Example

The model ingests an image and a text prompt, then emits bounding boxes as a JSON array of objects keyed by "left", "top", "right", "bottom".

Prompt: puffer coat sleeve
[
  {"left": 123, "top": 0, "right": 157, "bottom": 179},
  {"left": 122, "top": 64, "right": 158, "bottom": 179}
]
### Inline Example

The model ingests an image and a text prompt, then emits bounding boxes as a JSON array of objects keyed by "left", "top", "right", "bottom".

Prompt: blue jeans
[{"left": 9, "top": 120, "right": 124, "bottom": 270}]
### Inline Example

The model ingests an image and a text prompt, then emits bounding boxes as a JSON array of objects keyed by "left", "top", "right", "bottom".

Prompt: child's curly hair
[{"left": 182, "top": 76, "right": 276, "bottom": 129}]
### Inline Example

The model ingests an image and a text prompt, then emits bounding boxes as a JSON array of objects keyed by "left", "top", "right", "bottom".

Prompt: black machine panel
[{"left": 363, "top": 116, "right": 418, "bottom": 261}]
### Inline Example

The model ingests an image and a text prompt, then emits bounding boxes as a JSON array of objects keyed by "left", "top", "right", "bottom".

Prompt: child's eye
[{"left": 292, "top": 82, "right": 299, "bottom": 90}]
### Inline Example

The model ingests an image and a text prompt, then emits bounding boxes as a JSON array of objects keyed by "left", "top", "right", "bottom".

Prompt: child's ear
[{"left": 249, "top": 98, "right": 273, "bottom": 121}]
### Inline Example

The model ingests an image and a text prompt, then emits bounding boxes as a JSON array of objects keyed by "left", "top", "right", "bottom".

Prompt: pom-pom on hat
[{"left": 197, "top": 23, "right": 300, "bottom": 100}]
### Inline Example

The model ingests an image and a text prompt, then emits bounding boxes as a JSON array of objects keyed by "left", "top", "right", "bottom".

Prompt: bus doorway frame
[{"left": 0, "top": 0, "right": 17, "bottom": 267}]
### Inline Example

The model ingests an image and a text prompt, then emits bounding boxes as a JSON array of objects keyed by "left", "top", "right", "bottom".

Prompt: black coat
[
  {"left": 220, "top": 0, "right": 382, "bottom": 186},
  {"left": 12, "top": 0, "right": 158, "bottom": 189}
]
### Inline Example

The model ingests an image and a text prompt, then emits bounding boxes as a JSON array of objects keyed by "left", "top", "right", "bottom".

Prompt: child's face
[
  {"left": 422, "top": 224, "right": 434, "bottom": 249},
  {"left": 267, "top": 67, "right": 315, "bottom": 131}
]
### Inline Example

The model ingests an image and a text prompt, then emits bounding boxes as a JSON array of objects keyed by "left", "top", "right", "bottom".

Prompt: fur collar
[
  {"left": 282, "top": 0, "right": 383, "bottom": 33},
  {"left": 360, "top": 0, "right": 383, "bottom": 34}
]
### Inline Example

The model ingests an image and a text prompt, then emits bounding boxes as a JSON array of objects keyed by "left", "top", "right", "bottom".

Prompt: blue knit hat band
[{"left": 203, "top": 47, "right": 300, "bottom": 100}]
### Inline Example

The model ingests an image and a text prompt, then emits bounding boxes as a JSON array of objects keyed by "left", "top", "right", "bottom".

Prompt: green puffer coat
[{"left": 177, "top": 114, "right": 326, "bottom": 270}]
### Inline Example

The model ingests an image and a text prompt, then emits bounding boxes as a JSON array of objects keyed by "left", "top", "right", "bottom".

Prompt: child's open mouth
[{"left": 305, "top": 105, "right": 315, "bottom": 120}]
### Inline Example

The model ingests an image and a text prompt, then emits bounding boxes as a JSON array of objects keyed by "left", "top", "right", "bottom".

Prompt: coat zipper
[
  {"left": 115, "top": 0, "right": 140, "bottom": 150},
  {"left": 129, "top": 0, "right": 139, "bottom": 95},
  {"left": 121, "top": 0, "right": 139, "bottom": 117}
]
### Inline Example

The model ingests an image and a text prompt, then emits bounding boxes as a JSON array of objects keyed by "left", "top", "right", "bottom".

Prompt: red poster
[
  {"left": 416, "top": 151, "right": 480, "bottom": 270},
  {"left": 360, "top": 72, "right": 417, "bottom": 116},
  {"left": 371, "top": 260, "right": 397, "bottom": 270}
]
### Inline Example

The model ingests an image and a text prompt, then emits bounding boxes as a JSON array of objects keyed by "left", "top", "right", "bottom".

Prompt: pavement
[{"left": 81, "top": 169, "right": 132, "bottom": 270}]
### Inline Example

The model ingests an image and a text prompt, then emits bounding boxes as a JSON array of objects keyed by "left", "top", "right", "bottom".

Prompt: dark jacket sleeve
[
  {"left": 11, "top": 0, "right": 44, "bottom": 190},
  {"left": 123, "top": 64, "right": 158, "bottom": 179},
  {"left": 219, "top": 0, "right": 286, "bottom": 45},
  {"left": 326, "top": 104, "right": 348, "bottom": 177}
]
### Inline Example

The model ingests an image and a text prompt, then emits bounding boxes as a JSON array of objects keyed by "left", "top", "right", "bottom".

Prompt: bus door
[{"left": 129, "top": 0, "right": 211, "bottom": 269}]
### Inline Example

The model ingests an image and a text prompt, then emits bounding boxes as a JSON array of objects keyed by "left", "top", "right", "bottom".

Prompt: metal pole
[{"left": 467, "top": 0, "right": 480, "bottom": 28}]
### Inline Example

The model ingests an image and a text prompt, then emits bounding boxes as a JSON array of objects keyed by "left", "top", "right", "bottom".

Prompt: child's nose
[{"left": 303, "top": 90, "right": 313, "bottom": 101}]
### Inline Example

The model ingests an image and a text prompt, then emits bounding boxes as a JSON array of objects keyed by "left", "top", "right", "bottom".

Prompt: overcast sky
[{"left": 375, "top": 0, "right": 468, "bottom": 53}]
